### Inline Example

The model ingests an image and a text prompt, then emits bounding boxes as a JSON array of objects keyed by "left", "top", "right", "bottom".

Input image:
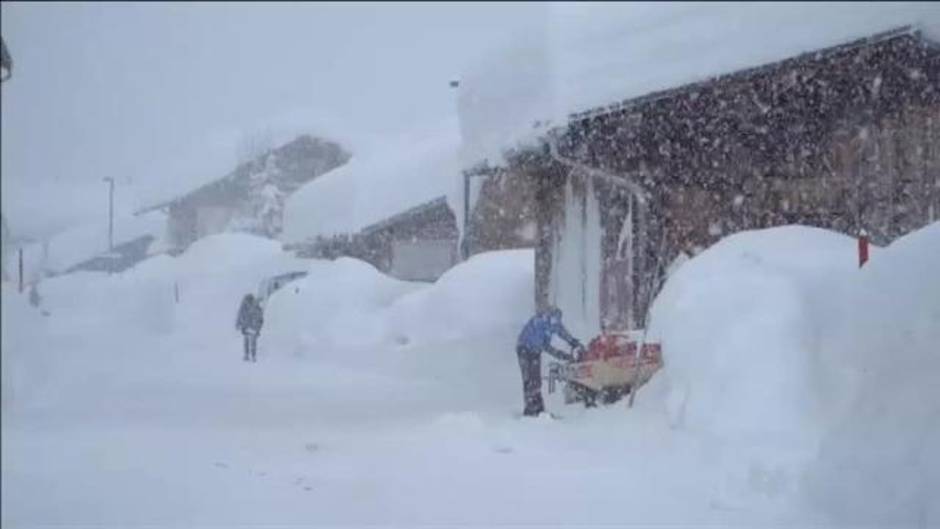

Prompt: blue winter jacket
[{"left": 517, "top": 313, "right": 580, "bottom": 356}]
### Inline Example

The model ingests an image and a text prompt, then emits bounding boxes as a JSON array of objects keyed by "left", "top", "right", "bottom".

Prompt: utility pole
[
  {"left": 18, "top": 247, "right": 23, "bottom": 293},
  {"left": 103, "top": 177, "right": 115, "bottom": 274},
  {"left": 103, "top": 177, "right": 114, "bottom": 251}
]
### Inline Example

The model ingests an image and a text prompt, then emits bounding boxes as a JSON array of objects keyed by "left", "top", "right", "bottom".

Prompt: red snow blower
[{"left": 548, "top": 331, "right": 663, "bottom": 407}]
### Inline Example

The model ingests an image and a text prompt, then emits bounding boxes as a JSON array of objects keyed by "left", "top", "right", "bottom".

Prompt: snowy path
[
  {"left": 4, "top": 227, "right": 937, "bottom": 527},
  {"left": 2, "top": 387, "right": 818, "bottom": 526},
  {"left": 2, "top": 334, "right": 820, "bottom": 527},
  {"left": 1, "top": 317, "right": 817, "bottom": 527}
]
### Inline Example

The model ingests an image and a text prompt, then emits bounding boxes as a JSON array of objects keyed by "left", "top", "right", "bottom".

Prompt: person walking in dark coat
[
  {"left": 516, "top": 306, "right": 583, "bottom": 417},
  {"left": 236, "top": 294, "right": 264, "bottom": 362}
]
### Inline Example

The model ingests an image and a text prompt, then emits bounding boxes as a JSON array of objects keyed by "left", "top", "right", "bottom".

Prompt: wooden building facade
[
  {"left": 510, "top": 27, "right": 939, "bottom": 334},
  {"left": 289, "top": 196, "right": 459, "bottom": 282}
]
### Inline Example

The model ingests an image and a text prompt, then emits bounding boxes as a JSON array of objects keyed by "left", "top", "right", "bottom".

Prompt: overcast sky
[
  {"left": 1, "top": 2, "right": 544, "bottom": 239},
  {"left": 4, "top": 2, "right": 937, "bottom": 241}
]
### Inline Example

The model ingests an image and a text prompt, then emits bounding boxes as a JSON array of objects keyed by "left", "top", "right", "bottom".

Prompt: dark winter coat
[
  {"left": 517, "top": 312, "right": 580, "bottom": 360},
  {"left": 236, "top": 297, "right": 264, "bottom": 333}
]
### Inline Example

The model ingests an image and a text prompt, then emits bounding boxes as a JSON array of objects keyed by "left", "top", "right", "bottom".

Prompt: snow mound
[
  {"left": 173, "top": 232, "right": 284, "bottom": 272},
  {"left": 648, "top": 225, "right": 860, "bottom": 438},
  {"left": 263, "top": 257, "right": 421, "bottom": 353},
  {"left": 387, "top": 249, "right": 534, "bottom": 346},
  {"left": 645, "top": 222, "right": 939, "bottom": 525},
  {"left": 805, "top": 222, "right": 940, "bottom": 525},
  {"left": 264, "top": 249, "right": 534, "bottom": 358},
  {"left": 33, "top": 232, "right": 309, "bottom": 354}
]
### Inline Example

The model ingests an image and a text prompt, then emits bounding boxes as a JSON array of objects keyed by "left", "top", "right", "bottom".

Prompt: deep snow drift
[{"left": 3, "top": 224, "right": 938, "bottom": 527}]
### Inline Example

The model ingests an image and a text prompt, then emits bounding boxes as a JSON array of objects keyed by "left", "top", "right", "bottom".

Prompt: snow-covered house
[
  {"left": 136, "top": 135, "right": 349, "bottom": 252},
  {"left": 63, "top": 234, "right": 157, "bottom": 275},
  {"left": 13, "top": 210, "right": 166, "bottom": 282},
  {"left": 290, "top": 196, "right": 459, "bottom": 282},
  {"left": 282, "top": 124, "right": 462, "bottom": 282},
  {"left": 461, "top": 17, "right": 940, "bottom": 336}
]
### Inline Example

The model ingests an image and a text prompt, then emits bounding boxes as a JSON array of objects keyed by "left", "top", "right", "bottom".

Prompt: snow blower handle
[{"left": 572, "top": 344, "right": 586, "bottom": 363}]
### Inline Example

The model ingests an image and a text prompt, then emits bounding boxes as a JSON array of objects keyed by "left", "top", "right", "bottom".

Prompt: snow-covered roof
[
  {"left": 18, "top": 210, "right": 166, "bottom": 278},
  {"left": 458, "top": 2, "right": 940, "bottom": 167},
  {"left": 136, "top": 135, "right": 350, "bottom": 215},
  {"left": 282, "top": 121, "right": 461, "bottom": 242}
]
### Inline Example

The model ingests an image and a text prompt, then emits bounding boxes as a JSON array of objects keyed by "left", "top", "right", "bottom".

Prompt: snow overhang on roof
[
  {"left": 359, "top": 196, "right": 451, "bottom": 237},
  {"left": 458, "top": 2, "right": 940, "bottom": 168},
  {"left": 567, "top": 25, "right": 935, "bottom": 123}
]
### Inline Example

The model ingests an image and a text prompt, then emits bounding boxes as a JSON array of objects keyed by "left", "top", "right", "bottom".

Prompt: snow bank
[
  {"left": 648, "top": 225, "right": 860, "bottom": 437},
  {"left": 387, "top": 249, "right": 534, "bottom": 345},
  {"left": 262, "top": 257, "right": 421, "bottom": 353},
  {"left": 804, "top": 222, "right": 940, "bottom": 525},
  {"left": 645, "top": 222, "right": 939, "bottom": 525},
  {"left": 31, "top": 232, "right": 309, "bottom": 359},
  {"left": 282, "top": 120, "right": 461, "bottom": 242},
  {"left": 263, "top": 249, "right": 534, "bottom": 355}
]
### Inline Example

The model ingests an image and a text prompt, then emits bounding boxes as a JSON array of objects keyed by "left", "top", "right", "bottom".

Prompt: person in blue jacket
[{"left": 516, "top": 306, "right": 583, "bottom": 417}]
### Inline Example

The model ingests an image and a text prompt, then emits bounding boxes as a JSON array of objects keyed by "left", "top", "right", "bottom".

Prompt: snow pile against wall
[
  {"left": 645, "top": 222, "right": 938, "bottom": 525},
  {"left": 459, "top": 2, "right": 940, "bottom": 167},
  {"left": 282, "top": 120, "right": 461, "bottom": 242},
  {"left": 804, "top": 222, "right": 940, "bottom": 526},
  {"left": 385, "top": 249, "right": 534, "bottom": 346},
  {"left": 648, "top": 225, "right": 861, "bottom": 438}
]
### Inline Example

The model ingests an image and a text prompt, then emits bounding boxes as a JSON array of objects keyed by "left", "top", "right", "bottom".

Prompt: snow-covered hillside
[{"left": 3, "top": 223, "right": 938, "bottom": 526}]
